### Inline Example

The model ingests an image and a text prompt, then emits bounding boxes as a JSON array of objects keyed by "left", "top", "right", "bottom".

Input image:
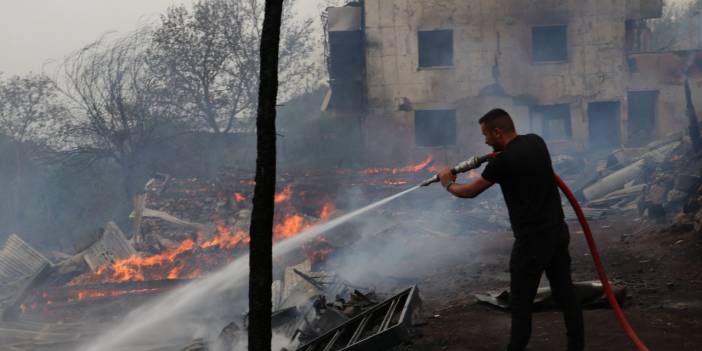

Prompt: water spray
[{"left": 419, "top": 153, "right": 495, "bottom": 187}]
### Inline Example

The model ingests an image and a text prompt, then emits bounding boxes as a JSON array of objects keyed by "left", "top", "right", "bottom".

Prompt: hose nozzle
[{"left": 419, "top": 153, "right": 493, "bottom": 187}]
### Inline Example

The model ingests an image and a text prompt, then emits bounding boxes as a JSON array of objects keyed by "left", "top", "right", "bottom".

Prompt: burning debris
[{"left": 0, "top": 155, "right": 455, "bottom": 350}]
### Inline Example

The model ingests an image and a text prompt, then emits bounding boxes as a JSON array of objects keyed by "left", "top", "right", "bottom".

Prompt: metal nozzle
[
  {"left": 420, "top": 174, "right": 440, "bottom": 187},
  {"left": 418, "top": 153, "right": 494, "bottom": 187}
]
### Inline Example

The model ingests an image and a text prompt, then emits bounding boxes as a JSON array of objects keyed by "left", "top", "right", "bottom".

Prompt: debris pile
[{"left": 562, "top": 134, "right": 702, "bottom": 224}]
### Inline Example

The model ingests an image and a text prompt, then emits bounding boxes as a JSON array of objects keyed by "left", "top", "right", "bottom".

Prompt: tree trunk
[
  {"left": 248, "top": 1, "right": 283, "bottom": 350},
  {"left": 684, "top": 78, "right": 702, "bottom": 152}
]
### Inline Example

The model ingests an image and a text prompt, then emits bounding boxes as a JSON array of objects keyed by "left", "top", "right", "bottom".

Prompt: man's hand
[{"left": 438, "top": 168, "right": 457, "bottom": 188}]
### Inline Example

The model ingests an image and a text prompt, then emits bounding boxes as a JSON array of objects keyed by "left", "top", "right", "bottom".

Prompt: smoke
[{"left": 323, "top": 182, "right": 507, "bottom": 291}]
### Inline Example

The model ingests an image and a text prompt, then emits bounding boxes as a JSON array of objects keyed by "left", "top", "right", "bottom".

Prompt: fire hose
[{"left": 421, "top": 155, "right": 651, "bottom": 351}]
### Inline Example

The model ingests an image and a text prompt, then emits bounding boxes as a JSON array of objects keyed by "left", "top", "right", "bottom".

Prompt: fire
[
  {"left": 361, "top": 154, "right": 433, "bottom": 175},
  {"left": 95, "top": 239, "right": 196, "bottom": 282},
  {"left": 234, "top": 192, "right": 247, "bottom": 202},
  {"left": 167, "top": 263, "right": 185, "bottom": 280},
  {"left": 73, "top": 193, "right": 337, "bottom": 285},
  {"left": 274, "top": 185, "right": 293, "bottom": 204},
  {"left": 200, "top": 224, "right": 249, "bottom": 250},
  {"left": 273, "top": 214, "right": 310, "bottom": 240},
  {"left": 319, "top": 201, "right": 335, "bottom": 220}
]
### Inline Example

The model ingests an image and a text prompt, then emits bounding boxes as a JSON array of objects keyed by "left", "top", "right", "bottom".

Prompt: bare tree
[
  {"left": 57, "top": 30, "right": 175, "bottom": 201},
  {"left": 148, "top": 0, "right": 315, "bottom": 134},
  {"left": 0, "top": 72, "right": 69, "bottom": 231},
  {"left": 0, "top": 73, "right": 68, "bottom": 145},
  {"left": 248, "top": 0, "right": 284, "bottom": 349}
]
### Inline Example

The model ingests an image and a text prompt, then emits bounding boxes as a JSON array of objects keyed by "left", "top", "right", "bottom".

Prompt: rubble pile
[{"left": 556, "top": 134, "right": 702, "bottom": 225}]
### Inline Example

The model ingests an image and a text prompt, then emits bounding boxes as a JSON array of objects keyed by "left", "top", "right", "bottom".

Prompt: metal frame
[{"left": 296, "top": 285, "right": 421, "bottom": 351}]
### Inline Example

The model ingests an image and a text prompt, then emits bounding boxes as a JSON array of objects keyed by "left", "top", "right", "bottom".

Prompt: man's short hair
[{"left": 478, "top": 108, "right": 515, "bottom": 132}]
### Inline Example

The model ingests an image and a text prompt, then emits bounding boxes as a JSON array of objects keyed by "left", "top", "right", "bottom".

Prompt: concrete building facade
[{"left": 325, "top": 0, "right": 702, "bottom": 164}]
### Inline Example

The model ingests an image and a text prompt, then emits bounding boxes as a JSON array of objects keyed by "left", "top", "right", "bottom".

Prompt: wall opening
[
  {"left": 328, "top": 30, "right": 366, "bottom": 111},
  {"left": 532, "top": 25, "right": 568, "bottom": 62},
  {"left": 418, "top": 30, "right": 454, "bottom": 67},
  {"left": 627, "top": 90, "right": 657, "bottom": 146},
  {"left": 529, "top": 104, "right": 572, "bottom": 140},
  {"left": 414, "top": 110, "right": 456, "bottom": 146},
  {"left": 588, "top": 101, "right": 621, "bottom": 149}
]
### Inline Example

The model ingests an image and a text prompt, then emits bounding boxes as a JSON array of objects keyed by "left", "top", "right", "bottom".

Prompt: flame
[
  {"left": 95, "top": 239, "right": 196, "bottom": 282},
  {"left": 274, "top": 185, "right": 293, "bottom": 204},
  {"left": 200, "top": 224, "right": 249, "bottom": 250},
  {"left": 19, "top": 304, "right": 27, "bottom": 314},
  {"left": 361, "top": 154, "right": 433, "bottom": 175},
  {"left": 273, "top": 214, "right": 310, "bottom": 240},
  {"left": 319, "top": 201, "right": 335, "bottom": 220},
  {"left": 167, "top": 263, "right": 185, "bottom": 280},
  {"left": 72, "top": 195, "right": 338, "bottom": 284},
  {"left": 234, "top": 192, "right": 247, "bottom": 202}
]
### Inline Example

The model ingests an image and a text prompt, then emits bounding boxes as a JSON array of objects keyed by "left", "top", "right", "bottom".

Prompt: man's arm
[
  {"left": 438, "top": 168, "right": 494, "bottom": 198},
  {"left": 447, "top": 177, "right": 494, "bottom": 198}
]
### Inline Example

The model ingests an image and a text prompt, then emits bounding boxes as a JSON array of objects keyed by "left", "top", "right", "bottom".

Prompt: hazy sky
[{"left": 0, "top": 0, "right": 323, "bottom": 76}]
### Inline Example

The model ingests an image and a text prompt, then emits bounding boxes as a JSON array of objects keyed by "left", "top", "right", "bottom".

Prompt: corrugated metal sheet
[
  {"left": 83, "top": 222, "right": 136, "bottom": 272},
  {"left": 0, "top": 234, "right": 51, "bottom": 282}
]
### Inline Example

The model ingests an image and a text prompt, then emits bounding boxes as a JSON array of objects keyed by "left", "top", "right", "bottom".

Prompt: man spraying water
[{"left": 437, "top": 108, "right": 584, "bottom": 351}]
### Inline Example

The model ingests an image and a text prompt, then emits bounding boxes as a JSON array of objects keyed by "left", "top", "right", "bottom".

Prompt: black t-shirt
[{"left": 481, "top": 134, "right": 564, "bottom": 237}]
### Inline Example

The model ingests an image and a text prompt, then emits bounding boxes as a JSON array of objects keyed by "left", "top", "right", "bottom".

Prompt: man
[{"left": 438, "top": 108, "right": 584, "bottom": 351}]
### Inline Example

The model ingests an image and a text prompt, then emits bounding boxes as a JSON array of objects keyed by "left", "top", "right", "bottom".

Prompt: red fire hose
[{"left": 555, "top": 174, "right": 651, "bottom": 351}]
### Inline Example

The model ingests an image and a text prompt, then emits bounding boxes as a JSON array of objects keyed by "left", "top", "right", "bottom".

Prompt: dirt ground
[{"left": 399, "top": 213, "right": 702, "bottom": 350}]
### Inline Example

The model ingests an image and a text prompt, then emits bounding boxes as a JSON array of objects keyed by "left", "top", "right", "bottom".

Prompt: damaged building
[{"left": 325, "top": 0, "right": 702, "bottom": 163}]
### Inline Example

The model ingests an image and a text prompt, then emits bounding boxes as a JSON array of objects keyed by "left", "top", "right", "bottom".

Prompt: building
[{"left": 324, "top": 0, "right": 702, "bottom": 164}]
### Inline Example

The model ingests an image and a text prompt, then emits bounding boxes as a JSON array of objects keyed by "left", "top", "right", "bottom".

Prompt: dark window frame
[
  {"left": 532, "top": 25, "right": 568, "bottom": 63},
  {"left": 529, "top": 104, "right": 572, "bottom": 141},
  {"left": 417, "top": 30, "right": 454, "bottom": 68},
  {"left": 414, "top": 109, "right": 457, "bottom": 147}
]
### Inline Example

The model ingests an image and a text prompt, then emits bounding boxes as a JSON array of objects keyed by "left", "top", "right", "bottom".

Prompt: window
[
  {"left": 415, "top": 110, "right": 456, "bottom": 146},
  {"left": 530, "top": 104, "right": 572, "bottom": 140},
  {"left": 532, "top": 25, "right": 567, "bottom": 62},
  {"left": 588, "top": 101, "right": 621, "bottom": 149},
  {"left": 627, "top": 91, "right": 657, "bottom": 146},
  {"left": 418, "top": 30, "right": 453, "bottom": 67}
]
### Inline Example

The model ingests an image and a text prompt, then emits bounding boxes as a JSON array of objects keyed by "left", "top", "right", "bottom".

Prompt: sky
[{"left": 0, "top": 0, "right": 324, "bottom": 76}]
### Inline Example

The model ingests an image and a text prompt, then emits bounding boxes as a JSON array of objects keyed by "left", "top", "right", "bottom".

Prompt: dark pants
[{"left": 507, "top": 221, "right": 584, "bottom": 351}]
